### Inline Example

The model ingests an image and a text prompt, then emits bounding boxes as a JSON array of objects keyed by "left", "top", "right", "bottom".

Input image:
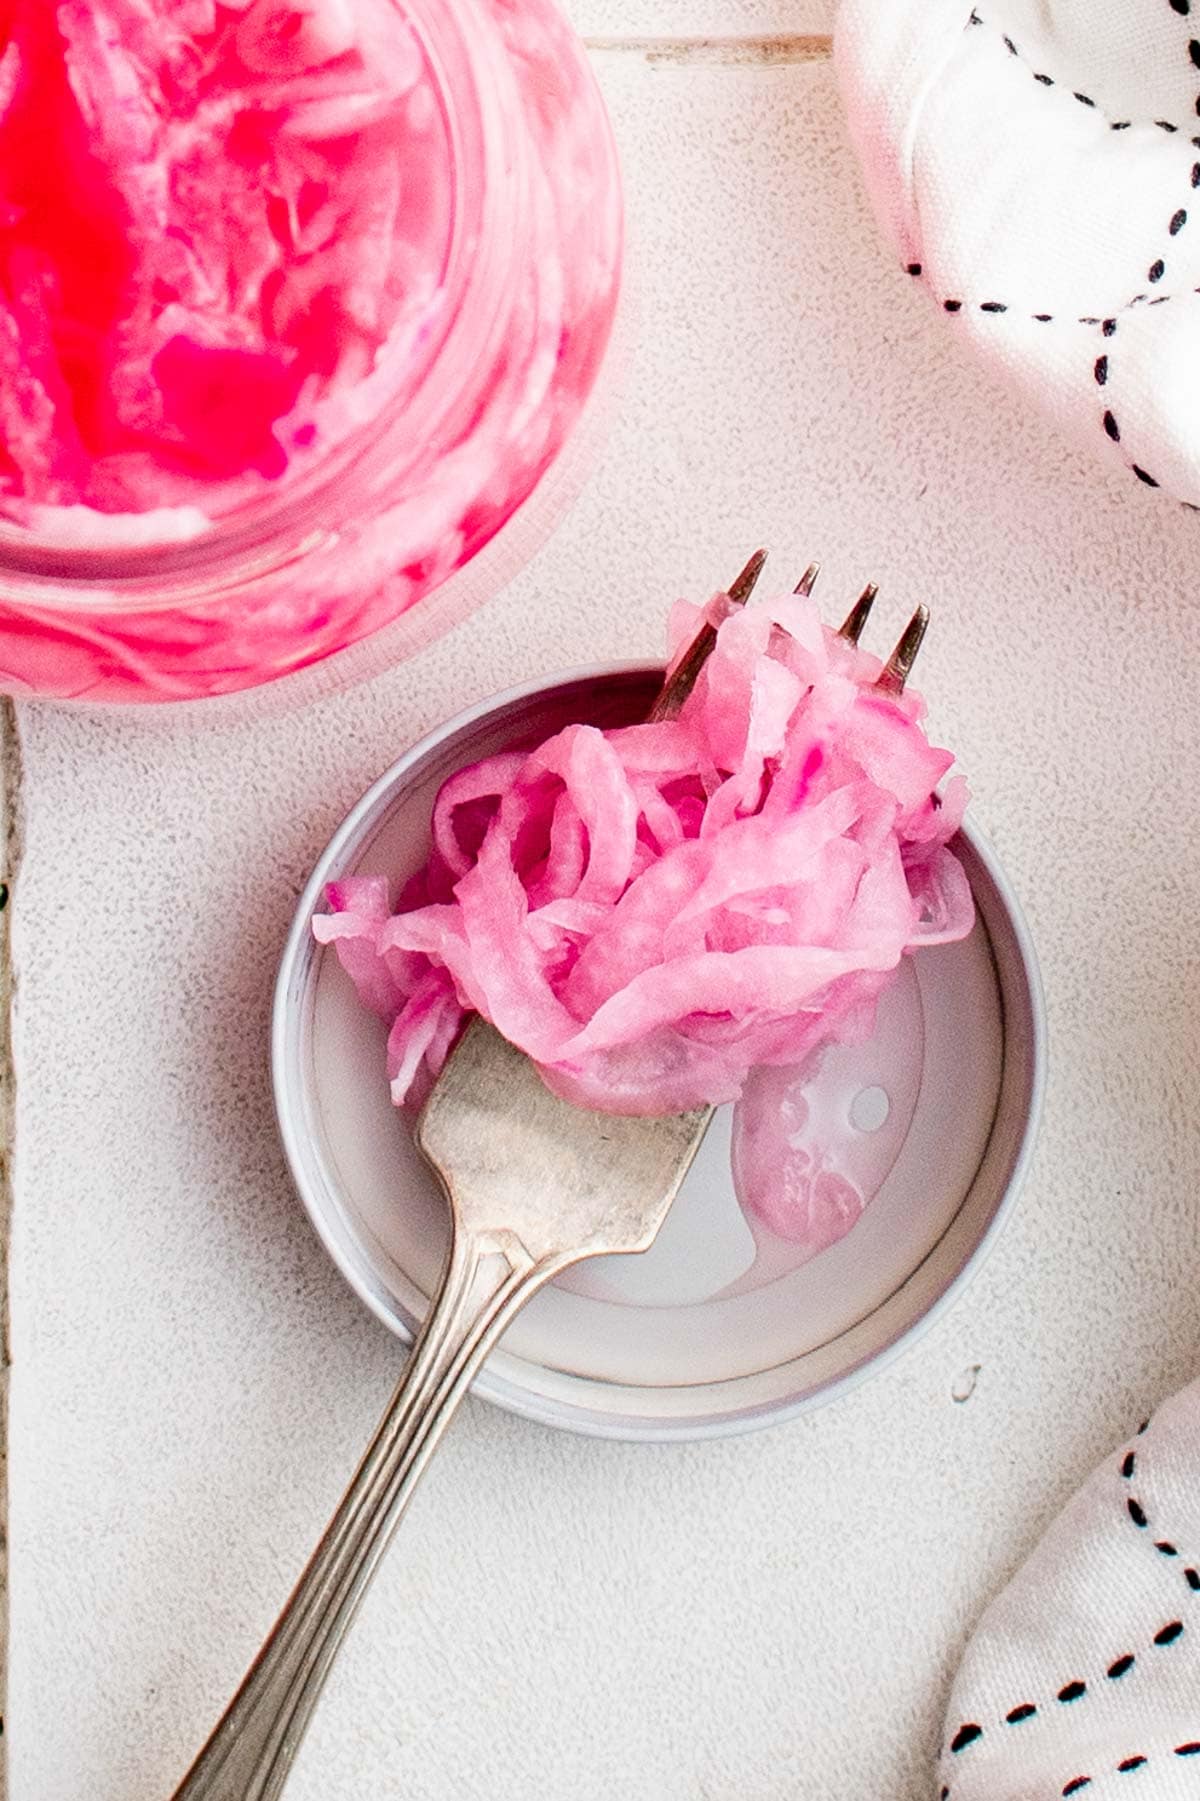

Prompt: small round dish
[{"left": 273, "top": 664, "right": 1046, "bottom": 1442}]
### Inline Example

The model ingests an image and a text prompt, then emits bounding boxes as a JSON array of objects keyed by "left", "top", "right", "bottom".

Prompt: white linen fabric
[
  {"left": 836, "top": 0, "right": 1200, "bottom": 508},
  {"left": 938, "top": 1378, "right": 1200, "bottom": 1800}
]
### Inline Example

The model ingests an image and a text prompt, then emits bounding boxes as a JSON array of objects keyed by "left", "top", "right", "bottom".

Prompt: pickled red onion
[
  {"left": 314, "top": 592, "right": 974, "bottom": 1139},
  {"left": 0, "top": 0, "right": 445, "bottom": 512}
]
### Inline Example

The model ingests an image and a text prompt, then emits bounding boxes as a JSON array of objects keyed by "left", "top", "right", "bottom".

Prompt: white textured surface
[{"left": 11, "top": 47, "right": 1200, "bottom": 1801}]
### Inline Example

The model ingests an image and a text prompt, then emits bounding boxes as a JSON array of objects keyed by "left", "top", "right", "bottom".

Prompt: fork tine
[
  {"left": 647, "top": 549, "right": 767, "bottom": 722},
  {"left": 793, "top": 560, "right": 821, "bottom": 598},
  {"left": 838, "top": 583, "right": 878, "bottom": 645},
  {"left": 876, "top": 605, "right": 929, "bottom": 695},
  {"left": 728, "top": 547, "right": 768, "bottom": 606}
]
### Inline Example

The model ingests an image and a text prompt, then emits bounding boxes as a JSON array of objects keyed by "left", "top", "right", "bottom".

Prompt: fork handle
[{"left": 169, "top": 1229, "right": 556, "bottom": 1801}]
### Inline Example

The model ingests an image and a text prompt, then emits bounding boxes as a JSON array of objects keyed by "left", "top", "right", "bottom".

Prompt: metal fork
[{"left": 169, "top": 552, "right": 927, "bottom": 1801}]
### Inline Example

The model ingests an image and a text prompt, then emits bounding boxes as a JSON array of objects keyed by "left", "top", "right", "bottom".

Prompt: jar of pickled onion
[{"left": 0, "top": 0, "right": 622, "bottom": 704}]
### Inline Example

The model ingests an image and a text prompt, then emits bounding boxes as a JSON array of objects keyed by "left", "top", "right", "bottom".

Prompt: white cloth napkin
[
  {"left": 835, "top": 0, "right": 1200, "bottom": 509},
  {"left": 938, "top": 1378, "right": 1200, "bottom": 1800}
]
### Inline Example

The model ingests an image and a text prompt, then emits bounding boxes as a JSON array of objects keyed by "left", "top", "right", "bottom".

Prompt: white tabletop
[{"left": 12, "top": 12, "right": 1200, "bottom": 1800}]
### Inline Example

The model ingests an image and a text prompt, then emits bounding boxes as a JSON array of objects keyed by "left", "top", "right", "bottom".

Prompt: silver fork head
[
  {"left": 417, "top": 1019, "right": 712, "bottom": 1267},
  {"left": 660, "top": 553, "right": 927, "bottom": 714}
]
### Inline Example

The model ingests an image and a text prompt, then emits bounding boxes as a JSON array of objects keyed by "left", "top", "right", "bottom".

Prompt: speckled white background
[{"left": 10, "top": 22, "right": 1200, "bottom": 1801}]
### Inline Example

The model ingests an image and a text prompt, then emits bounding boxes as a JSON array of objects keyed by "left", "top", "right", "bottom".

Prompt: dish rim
[{"left": 272, "top": 659, "right": 1047, "bottom": 1442}]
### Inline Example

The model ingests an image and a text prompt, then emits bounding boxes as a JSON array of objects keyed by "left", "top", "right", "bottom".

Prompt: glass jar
[{"left": 0, "top": 0, "right": 622, "bottom": 705}]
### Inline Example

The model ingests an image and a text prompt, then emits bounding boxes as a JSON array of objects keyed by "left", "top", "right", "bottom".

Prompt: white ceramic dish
[{"left": 273, "top": 664, "right": 1046, "bottom": 1442}]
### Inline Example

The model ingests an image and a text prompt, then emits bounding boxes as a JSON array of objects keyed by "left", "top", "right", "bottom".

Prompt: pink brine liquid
[{"left": 0, "top": 0, "right": 623, "bottom": 701}]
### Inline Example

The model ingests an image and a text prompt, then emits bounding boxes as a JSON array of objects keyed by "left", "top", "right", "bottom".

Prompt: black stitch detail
[
  {"left": 1118, "top": 1757, "right": 1147, "bottom": 1772},
  {"left": 906, "top": 262, "right": 923, "bottom": 275},
  {"left": 951, "top": 1723, "right": 983, "bottom": 1753},
  {"left": 941, "top": 1789, "right": 949, "bottom": 1801},
  {"left": 1006, "top": 1704, "right": 1037, "bottom": 1723},
  {"left": 1128, "top": 1495, "right": 1147, "bottom": 1522},
  {"left": 1156, "top": 1541, "right": 1178, "bottom": 1555},
  {"left": 1172, "top": 0, "right": 1191, "bottom": 13},
  {"left": 1063, "top": 1781, "right": 1091, "bottom": 1797},
  {"left": 1059, "top": 1681, "right": 1087, "bottom": 1703},
  {"left": 1122, "top": 1451, "right": 1136, "bottom": 1477},
  {"left": 1154, "top": 1620, "right": 1184, "bottom": 1645},
  {"left": 1186, "top": 1568, "right": 1200, "bottom": 1589},
  {"left": 968, "top": 5, "right": 981, "bottom": 18},
  {"left": 1108, "top": 1654, "right": 1136, "bottom": 1679},
  {"left": 1175, "top": 1743, "right": 1200, "bottom": 1757},
  {"left": 946, "top": 26, "right": 1200, "bottom": 507},
  {"left": 1079, "top": 315, "right": 1100, "bottom": 323},
  {"left": 1138, "top": 1419, "right": 1149, "bottom": 1434}
]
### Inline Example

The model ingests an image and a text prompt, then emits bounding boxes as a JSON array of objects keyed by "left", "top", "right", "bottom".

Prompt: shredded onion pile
[{"left": 315, "top": 591, "right": 974, "bottom": 1128}]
